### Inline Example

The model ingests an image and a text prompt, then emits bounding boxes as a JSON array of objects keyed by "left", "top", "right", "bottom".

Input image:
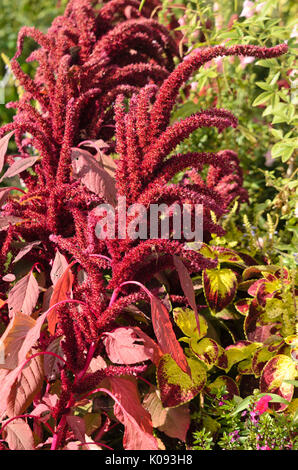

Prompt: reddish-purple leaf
[
  {"left": 4, "top": 418, "right": 34, "bottom": 450},
  {"left": 103, "top": 326, "right": 162, "bottom": 366},
  {"left": 0, "top": 131, "right": 14, "bottom": 174},
  {"left": 143, "top": 387, "right": 190, "bottom": 441},
  {"left": 2, "top": 274, "right": 16, "bottom": 282},
  {"left": 66, "top": 415, "right": 86, "bottom": 443},
  {"left": 7, "top": 354, "right": 44, "bottom": 418},
  {"left": 48, "top": 265, "right": 74, "bottom": 335},
  {"left": 7, "top": 271, "right": 39, "bottom": 317},
  {"left": 71, "top": 148, "right": 117, "bottom": 205},
  {"left": 0, "top": 156, "right": 39, "bottom": 183},
  {"left": 78, "top": 140, "right": 116, "bottom": 177},
  {"left": 0, "top": 312, "right": 36, "bottom": 369},
  {"left": 13, "top": 240, "right": 41, "bottom": 264},
  {"left": 30, "top": 403, "right": 52, "bottom": 423},
  {"left": 50, "top": 250, "right": 69, "bottom": 285},
  {"left": 0, "top": 187, "right": 14, "bottom": 207},
  {"left": 0, "top": 215, "right": 24, "bottom": 231},
  {"left": 151, "top": 295, "right": 190, "bottom": 375},
  {"left": 107, "top": 377, "right": 159, "bottom": 450},
  {"left": 44, "top": 337, "right": 65, "bottom": 381},
  {"left": 18, "top": 311, "right": 48, "bottom": 364}
]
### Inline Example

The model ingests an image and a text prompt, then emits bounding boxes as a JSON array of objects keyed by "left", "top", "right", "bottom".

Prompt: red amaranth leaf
[
  {"left": 0, "top": 187, "right": 14, "bottom": 207},
  {"left": 106, "top": 376, "right": 158, "bottom": 450},
  {"left": 13, "top": 241, "right": 41, "bottom": 264},
  {"left": 0, "top": 131, "right": 14, "bottom": 174},
  {"left": 4, "top": 418, "right": 34, "bottom": 450},
  {"left": 0, "top": 155, "right": 39, "bottom": 183},
  {"left": 143, "top": 387, "right": 190, "bottom": 441},
  {"left": 2, "top": 274, "right": 16, "bottom": 282},
  {"left": 18, "top": 310, "right": 48, "bottom": 364},
  {"left": 44, "top": 337, "right": 65, "bottom": 381},
  {"left": 103, "top": 326, "right": 162, "bottom": 366},
  {"left": 71, "top": 148, "right": 117, "bottom": 205},
  {"left": 48, "top": 265, "right": 74, "bottom": 335},
  {"left": 0, "top": 312, "right": 36, "bottom": 369},
  {"left": 7, "top": 271, "right": 39, "bottom": 317},
  {"left": 0, "top": 215, "right": 24, "bottom": 231},
  {"left": 66, "top": 415, "right": 86, "bottom": 443},
  {"left": 151, "top": 294, "right": 190, "bottom": 375},
  {"left": 50, "top": 250, "right": 69, "bottom": 285},
  {"left": 7, "top": 355, "right": 44, "bottom": 417},
  {"left": 78, "top": 140, "right": 116, "bottom": 177}
]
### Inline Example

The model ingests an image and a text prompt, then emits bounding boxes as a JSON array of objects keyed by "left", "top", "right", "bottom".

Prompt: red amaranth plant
[{"left": 0, "top": 0, "right": 288, "bottom": 451}]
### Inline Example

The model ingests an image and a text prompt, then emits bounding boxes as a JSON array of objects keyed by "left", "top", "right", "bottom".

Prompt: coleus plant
[
  {"left": 0, "top": 0, "right": 291, "bottom": 451},
  {"left": 193, "top": 244, "right": 298, "bottom": 412}
]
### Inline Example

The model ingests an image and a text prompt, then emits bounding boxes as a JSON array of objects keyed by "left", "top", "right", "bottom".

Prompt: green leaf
[
  {"left": 256, "top": 81, "right": 272, "bottom": 91},
  {"left": 252, "top": 91, "right": 273, "bottom": 106},
  {"left": 173, "top": 307, "right": 208, "bottom": 340}
]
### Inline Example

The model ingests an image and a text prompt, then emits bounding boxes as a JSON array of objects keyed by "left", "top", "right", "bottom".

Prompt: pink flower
[
  {"left": 240, "top": 1, "right": 256, "bottom": 18},
  {"left": 265, "top": 150, "right": 274, "bottom": 167},
  {"left": 257, "top": 444, "right": 271, "bottom": 450},
  {"left": 239, "top": 56, "right": 255, "bottom": 69},
  {"left": 254, "top": 395, "right": 272, "bottom": 414}
]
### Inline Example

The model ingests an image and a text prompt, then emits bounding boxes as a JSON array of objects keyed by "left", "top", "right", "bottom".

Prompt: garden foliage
[{"left": 0, "top": 0, "right": 297, "bottom": 451}]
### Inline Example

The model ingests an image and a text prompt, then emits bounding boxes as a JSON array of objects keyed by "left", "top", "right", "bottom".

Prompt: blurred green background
[{"left": 0, "top": 0, "right": 68, "bottom": 124}]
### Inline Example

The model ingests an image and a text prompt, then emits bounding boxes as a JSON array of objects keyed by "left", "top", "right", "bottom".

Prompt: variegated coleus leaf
[
  {"left": 203, "top": 268, "right": 237, "bottom": 314},
  {"left": 242, "top": 265, "right": 279, "bottom": 281},
  {"left": 225, "top": 340, "right": 260, "bottom": 372},
  {"left": 173, "top": 307, "right": 208, "bottom": 342},
  {"left": 190, "top": 337, "right": 227, "bottom": 370},
  {"left": 198, "top": 243, "right": 247, "bottom": 266},
  {"left": 210, "top": 246, "right": 246, "bottom": 266},
  {"left": 260, "top": 354, "right": 297, "bottom": 412},
  {"left": 206, "top": 375, "right": 240, "bottom": 400},
  {"left": 252, "top": 347, "right": 275, "bottom": 378},
  {"left": 247, "top": 270, "right": 290, "bottom": 308},
  {"left": 156, "top": 354, "right": 207, "bottom": 408},
  {"left": 234, "top": 298, "right": 251, "bottom": 315},
  {"left": 244, "top": 299, "right": 282, "bottom": 343}
]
